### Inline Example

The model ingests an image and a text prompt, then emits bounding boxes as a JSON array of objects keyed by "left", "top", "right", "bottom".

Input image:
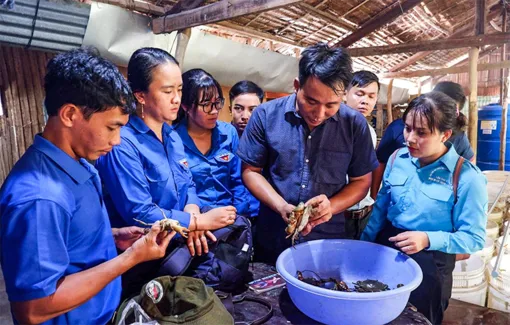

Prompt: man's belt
[{"left": 344, "top": 205, "right": 373, "bottom": 220}]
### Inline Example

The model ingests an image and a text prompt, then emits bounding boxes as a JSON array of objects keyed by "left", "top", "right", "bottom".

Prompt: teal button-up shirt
[{"left": 362, "top": 145, "right": 487, "bottom": 254}]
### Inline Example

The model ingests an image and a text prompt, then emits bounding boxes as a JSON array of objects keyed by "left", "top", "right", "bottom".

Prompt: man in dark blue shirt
[
  {"left": 0, "top": 49, "right": 173, "bottom": 324},
  {"left": 237, "top": 43, "right": 379, "bottom": 263}
]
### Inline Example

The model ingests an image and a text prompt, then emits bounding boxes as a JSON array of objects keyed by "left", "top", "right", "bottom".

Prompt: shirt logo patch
[
  {"left": 179, "top": 158, "right": 189, "bottom": 168},
  {"left": 215, "top": 152, "right": 232, "bottom": 162},
  {"left": 145, "top": 280, "right": 164, "bottom": 304}
]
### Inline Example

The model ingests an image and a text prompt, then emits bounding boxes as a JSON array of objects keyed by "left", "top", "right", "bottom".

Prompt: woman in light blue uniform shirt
[
  {"left": 174, "top": 69, "right": 256, "bottom": 217},
  {"left": 361, "top": 92, "right": 487, "bottom": 325},
  {"left": 96, "top": 48, "right": 237, "bottom": 297}
]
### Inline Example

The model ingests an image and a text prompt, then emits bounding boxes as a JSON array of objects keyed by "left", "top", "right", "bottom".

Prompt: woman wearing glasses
[
  {"left": 96, "top": 49, "right": 237, "bottom": 296},
  {"left": 174, "top": 69, "right": 255, "bottom": 218}
]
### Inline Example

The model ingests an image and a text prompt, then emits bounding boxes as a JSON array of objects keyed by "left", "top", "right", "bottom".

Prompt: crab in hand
[
  {"left": 134, "top": 204, "right": 189, "bottom": 238},
  {"left": 285, "top": 202, "right": 315, "bottom": 246}
]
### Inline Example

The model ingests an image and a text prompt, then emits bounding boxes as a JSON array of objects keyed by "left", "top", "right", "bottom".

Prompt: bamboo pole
[
  {"left": 501, "top": 76, "right": 510, "bottom": 170},
  {"left": 386, "top": 79, "right": 394, "bottom": 125},
  {"left": 468, "top": 47, "right": 480, "bottom": 161}
]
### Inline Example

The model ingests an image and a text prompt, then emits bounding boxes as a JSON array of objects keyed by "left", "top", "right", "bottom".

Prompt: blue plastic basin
[{"left": 276, "top": 239, "right": 423, "bottom": 325}]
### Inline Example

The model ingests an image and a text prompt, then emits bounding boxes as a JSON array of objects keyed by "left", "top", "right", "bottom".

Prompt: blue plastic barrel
[{"left": 477, "top": 104, "right": 510, "bottom": 171}]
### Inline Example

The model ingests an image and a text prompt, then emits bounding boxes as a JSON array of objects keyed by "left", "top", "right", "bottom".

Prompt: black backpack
[{"left": 158, "top": 214, "right": 253, "bottom": 293}]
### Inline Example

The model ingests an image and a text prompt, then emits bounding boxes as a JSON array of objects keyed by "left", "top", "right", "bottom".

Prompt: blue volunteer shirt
[
  {"left": 362, "top": 145, "right": 487, "bottom": 254},
  {"left": 96, "top": 115, "right": 200, "bottom": 228},
  {"left": 0, "top": 135, "right": 120, "bottom": 325},
  {"left": 377, "top": 118, "right": 474, "bottom": 163},
  {"left": 237, "top": 94, "right": 378, "bottom": 254},
  {"left": 174, "top": 121, "right": 256, "bottom": 216}
]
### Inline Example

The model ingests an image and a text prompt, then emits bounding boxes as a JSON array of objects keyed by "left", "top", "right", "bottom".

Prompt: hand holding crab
[{"left": 301, "top": 194, "right": 332, "bottom": 235}]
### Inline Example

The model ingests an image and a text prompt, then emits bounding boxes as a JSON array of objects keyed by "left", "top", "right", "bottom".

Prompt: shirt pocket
[
  {"left": 419, "top": 184, "right": 453, "bottom": 213},
  {"left": 386, "top": 173, "right": 408, "bottom": 207},
  {"left": 313, "top": 150, "right": 350, "bottom": 185},
  {"left": 144, "top": 163, "right": 170, "bottom": 196}
]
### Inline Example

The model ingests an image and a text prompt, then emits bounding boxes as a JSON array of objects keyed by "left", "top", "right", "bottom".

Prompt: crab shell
[{"left": 285, "top": 202, "right": 312, "bottom": 245}]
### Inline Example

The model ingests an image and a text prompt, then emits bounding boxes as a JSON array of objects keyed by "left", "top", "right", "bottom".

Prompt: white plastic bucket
[
  {"left": 474, "top": 237, "right": 495, "bottom": 264},
  {"left": 451, "top": 281, "right": 488, "bottom": 307},
  {"left": 452, "top": 255, "right": 486, "bottom": 288},
  {"left": 487, "top": 284, "right": 510, "bottom": 313},
  {"left": 487, "top": 220, "right": 500, "bottom": 240},
  {"left": 496, "top": 236, "right": 510, "bottom": 256}
]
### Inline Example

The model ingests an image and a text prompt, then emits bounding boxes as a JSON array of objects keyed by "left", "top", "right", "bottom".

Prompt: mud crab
[
  {"left": 296, "top": 270, "right": 350, "bottom": 292},
  {"left": 134, "top": 205, "right": 189, "bottom": 238},
  {"left": 285, "top": 202, "right": 314, "bottom": 246},
  {"left": 352, "top": 279, "right": 390, "bottom": 292}
]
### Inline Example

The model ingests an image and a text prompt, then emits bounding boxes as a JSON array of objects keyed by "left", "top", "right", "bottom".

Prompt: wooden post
[
  {"left": 376, "top": 104, "right": 384, "bottom": 138},
  {"left": 468, "top": 47, "right": 480, "bottom": 161},
  {"left": 499, "top": 76, "right": 509, "bottom": 170},
  {"left": 417, "top": 81, "right": 422, "bottom": 97},
  {"left": 386, "top": 79, "right": 394, "bottom": 125},
  {"left": 175, "top": 28, "right": 192, "bottom": 65}
]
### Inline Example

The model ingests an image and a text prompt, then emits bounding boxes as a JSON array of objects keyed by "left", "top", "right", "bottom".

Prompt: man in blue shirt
[
  {"left": 238, "top": 43, "right": 379, "bottom": 263},
  {"left": 0, "top": 49, "right": 174, "bottom": 325},
  {"left": 229, "top": 80, "right": 265, "bottom": 218}
]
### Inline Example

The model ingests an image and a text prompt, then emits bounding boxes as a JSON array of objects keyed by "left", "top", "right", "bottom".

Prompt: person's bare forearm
[
  {"left": 370, "top": 163, "right": 385, "bottom": 200},
  {"left": 242, "top": 168, "right": 286, "bottom": 213},
  {"left": 13, "top": 249, "right": 140, "bottom": 324},
  {"left": 330, "top": 176, "right": 371, "bottom": 214}
]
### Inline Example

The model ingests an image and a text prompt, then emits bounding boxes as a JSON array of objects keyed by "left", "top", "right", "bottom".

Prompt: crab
[
  {"left": 285, "top": 202, "right": 314, "bottom": 246},
  {"left": 134, "top": 205, "right": 189, "bottom": 238},
  {"left": 353, "top": 279, "right": 390, "bottom": 292},
  {"left": 296, "top": 270, "right": 350, "bottom": 292}
]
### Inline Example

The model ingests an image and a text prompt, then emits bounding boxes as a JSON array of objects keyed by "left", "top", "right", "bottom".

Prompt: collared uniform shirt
[
  {"left": 96, "top": 115, "right": 200, "bottom": 228},
  {"left": 0, "top": 135, "right": 120, "bottom": 324},
  {"left": 377, "top": 118, "right": 474, "bottom": 164},
  {"left": 237, "top": 94, "right": 378, "bottom": 254},
  {"left": 175, "top": 121, "right": 255, "bottom": 217},
  {"left": 362, "top": 145, "right": 487, "bottom": 254}
]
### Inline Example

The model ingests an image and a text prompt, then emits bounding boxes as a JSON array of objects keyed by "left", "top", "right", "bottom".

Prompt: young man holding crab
[
  {"left": 0, "top": 48, "right": 174, "bottom": 324},
  {"left": 237, "top": 43, "right": 379, "bottom": 264}
]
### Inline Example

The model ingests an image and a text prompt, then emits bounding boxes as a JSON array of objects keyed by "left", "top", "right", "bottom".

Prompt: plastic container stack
[
  {"left": 451, "top": 255, "right": 488, "bottom": 306},
  {"left": 474, "top": 237, "right": 495, "bottom": 264},
  {"left": 487, "top": 256, "right": 510, "bottom": 313}
]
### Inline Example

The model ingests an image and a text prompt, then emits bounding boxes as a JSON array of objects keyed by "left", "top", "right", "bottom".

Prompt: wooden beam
[
  {"left": 468, "top": 47, "right": 480, "bottom": 159},
  {"left": 386, "top": 79, "right": 394, "bottom": 125},
  {"left": 338, "top": 0, "right": 422, "bottom": 48},
  {"left": 381, "top": 60, "right": 510, "bottom": 78},
  {"left": 389, "top": 52, "right": 431, "bottom": 72},
  {"left": 499, "top": 76, "right": 509, "bottom": 170},
  {"left": 165, "top": 0, "right": 206, "bottom": 15},
  {"left": 348, "top": 32, "right": 510, "bottom": 57},
  {"left": 152, "top": 0, "right": 304, "bottom": 34},
  {"left": 376, "top": 104, "right": 384, "bottom": 138},
  {"left": 475, "top": 0, "right": 487, "bottom": 35}
]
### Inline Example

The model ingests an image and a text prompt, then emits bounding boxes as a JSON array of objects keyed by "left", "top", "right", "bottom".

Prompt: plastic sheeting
[{"left": 83, "top": 2, "right": 409, "bottom": 103}]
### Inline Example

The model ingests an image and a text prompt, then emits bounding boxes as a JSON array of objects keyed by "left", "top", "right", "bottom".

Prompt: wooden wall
[{"left": 0, "top": 45, "right": 53, "bottom": 184}]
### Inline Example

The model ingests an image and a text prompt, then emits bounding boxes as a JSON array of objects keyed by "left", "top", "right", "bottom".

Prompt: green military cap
[{"left": 116, "top": 276, "right": 234, "bottom": 325}]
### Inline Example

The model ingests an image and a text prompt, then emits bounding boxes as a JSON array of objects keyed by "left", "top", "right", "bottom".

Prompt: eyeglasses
[{"left": 198, "top": 98, "right": 225, "bottom": 114}]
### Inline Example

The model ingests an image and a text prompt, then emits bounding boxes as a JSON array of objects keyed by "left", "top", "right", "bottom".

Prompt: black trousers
[{"left": 376, "top": 223, "right": 455, "bottom": 325}]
